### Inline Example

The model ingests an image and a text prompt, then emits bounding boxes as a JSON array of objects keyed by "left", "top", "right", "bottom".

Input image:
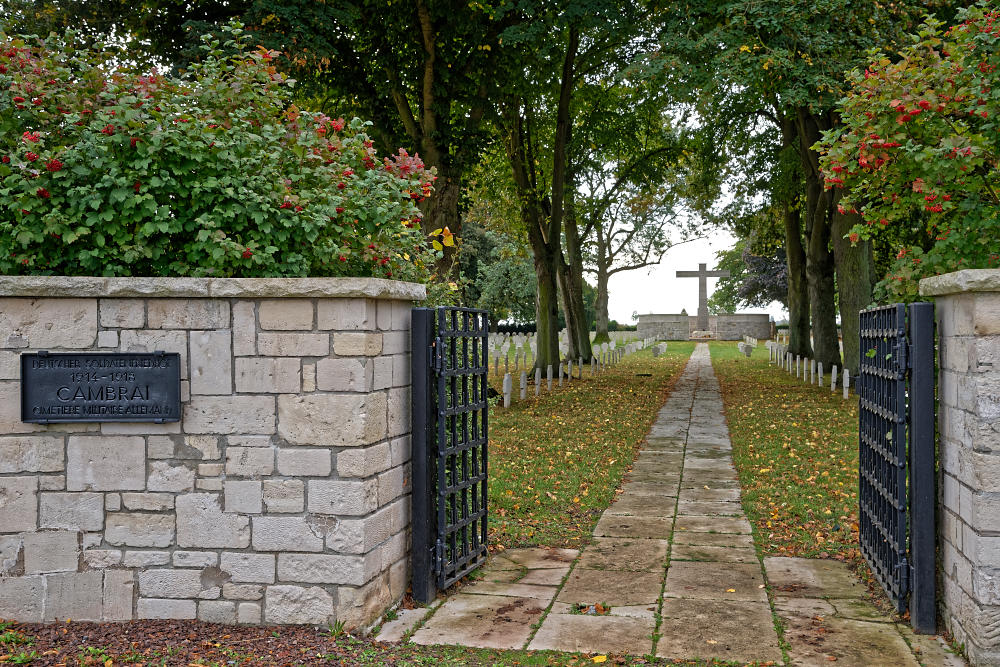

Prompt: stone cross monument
[{"left": 676, "top": 263, "right": 731, "bottom": 331}]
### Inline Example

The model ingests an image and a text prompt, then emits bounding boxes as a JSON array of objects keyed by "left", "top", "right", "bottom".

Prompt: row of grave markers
[
  {"left": 498, "top": 338, "right": 655, "bottom": 408},
  {"left": 765, "top": 340, "right": 852, "bottom": 399}
]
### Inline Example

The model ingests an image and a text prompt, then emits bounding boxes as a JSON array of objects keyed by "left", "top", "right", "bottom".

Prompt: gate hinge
[
  {"left": 434, "top": 539, "right": 444, "bottom": 576},
  {"left": 430, "top": 338, "right": 444, "bottom": 374},
  {"left": 898, "top": 556, "right": 910, "bottom": 595},
  {"left": 896, "top": 339, "right": 910, "bottom": 371}
]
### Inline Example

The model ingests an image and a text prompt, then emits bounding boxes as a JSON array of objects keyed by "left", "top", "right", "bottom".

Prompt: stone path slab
[{"left": 379, "top": 344, "right": 965, "bottom": 666}]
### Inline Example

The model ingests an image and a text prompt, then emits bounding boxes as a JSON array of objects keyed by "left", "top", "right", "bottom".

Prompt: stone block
[
  {"left": 391, "top": 300, "right": 411, "bottom": 330},
  {"left": 302, "top": 363, "right": 316, "bottom": 392},
  {"left": 315, "top": 357, "right": 371, "bottom": 392},
  {"left": 83, "top": 549, "right": 122, "bottom": 569},
  {"left": 333, "top": 332, "right": 382, "bottom": 356},
  {"left": 226, "top": 447, "right": 275, "bottom": 477},
  {"left": 251, "top": 517, "right": 324, "bottom": 552},
  {"left": 123, "top": 551, "right": 171, "bottom": 567},
  {"left": 264, "top": 585, "right": 334, "bottom": 625},
  {"left": 147, "top": 299, "right": 229, "bottom": 329},
  {"left": 176, "top": 493, "right": 251, "bottom": 549},
  {"left": 0, "top": 436, "right": 63, "bottom": 473},
  {"left": 389, "top": 436, "right": 410, "bottom": 467},
  {"left": 308, "top": 479, "right": 378, "bottom": 516},
  {"left": 277, "top": 393, "right": 386, "bottom": 447},
  {"left": 376, "top": 299, "right": 392, "bottom": 330},
  {"left": 0, "top": 350, "right": 18, "bottom": 379},
  {"left": 259, "top": 300, "right": 315, "bottom": 330},
  {"left": 277, "top": 553, "right": 377, "bottom": 586},
  {"left": 257, "top": 332, "right": 329, "bottom": 356},
  {"left": 229, "top": 435, "right": 273, "bottom": 448},
  {"left": 387, "top": 387, "right": 410, "bottom": 438},
  {"left": 327, "top": 505, "right": 393, "bottom": 554},
  {"left": 44, "top": 571, "right": 103, "bottom": 621},
  {"left": 381, "top": 331, "right": 408, "bottom": 355},
  {"left": 317, "top": 298, "right": 372, "bottom": 330},
  {"left": 392, "top": 353, "right": 410, "bottom": 387},
  {"left": 119, "top": 329, "right": 188, "bottom": 379},
  {"left": 39, "top": 492, "right": 104, "bottom": 531},
  {"left": 199, "top": 600, "right": 237, "bottom": 624},
  {"left": 100, "top": 421, "right": 180, "bottom": 436},
  {"left": 0, "top": 576, "right": 44, "bottom": 621},
  {"left": 198, "top": 463, "right": 224, "bottom": 477},
  {"left": 0, "top": 297, "right": 97, "bottom": 348},
  {"left": 232, "top": 301, "right": 256, "bottom": 356},
  {"left": 38, "top": 475, "right": 65, "bottom": 490},
  {"left": 220, "top": 552, "right": 275, "bottom": 584},
  {"left": 0, "top": 381, "right": 43, "bottom": 434},
  {"left": 121, "top": 492, "right": 174, "bottom": 511},
  {"left": 190, "top": 330, "right": 233, "bottom": 395},
  {"left": 972, "top": 491, "right": 1000, "bottom": 532},
  {"left": 105, "top": 493, "right": 121, "bottom": 511},
  {"left": 224, "top": 583, "right": 263, "bottom": 600},
  {"left": 99, "top": 298, "right": 145, "bottom": 328},
  {"left": 0, "top": 535, "right": 21, "bottom": 574},
  {"left": 975, "top": 293, "right": 1000, "bottom": 336},
  {"left": 276, "top": 448, "right": 332, "bottom": 477},
  {"left": 24, "top": 531, "right": 79, "bottom": 574},
  {"left": 336, "top": 443, "right": 391, "bottom": 478},
  {"left": 105, "top": 514, "right": 175, "bottom": 548},
  {"left": 0, "top": 476, "right": 38, "bottom": 532},
  {"left": 378, "top": 464, "right": 408, "bottom": 506},
  {"left": 373, "top": 356, "right": 392, "bottom": 390},
  {"left": 138, "top": 598, "right": 196, "bottom": 620},
  {"left": 237, "top": 601, "right": 262, "bottom": 624},
  {"left": 148, "top": 461, "right": 195, "bottom": 492},
  {"left": 235, "top": 357, "right": 301, "bottom": 393},
  {"left": 67, "top": 436, "right": 145, "bottom": 491},
  {"left": 263, "top": 479, "right": 304, "bottom": 513},
  {"left": 103, "top": 569, "right": 135, "bottom": 621},
  {"left": 183, "top": 395, "right": 276, "bottom": 434},
  {"left": 173, "top": 551, "right": 219, "bottom": 568},
  {"left": 336, "top": 571, "right": 393, "bottom": 630},
  {"left": 97, "top": 330, "right": 118, "bottom": 347},
  {"left": 139, "top": 569, "right": 205, "bottom": 598},
  {"left": 225, "top": 480, "right": 263, "bottom": 514},
  {"left": 197, "top": 479, "right": 223, "bottom": 491}
]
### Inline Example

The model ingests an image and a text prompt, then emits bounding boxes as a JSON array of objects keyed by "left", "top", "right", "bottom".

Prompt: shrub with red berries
[
  {"left": 818, "top": 5, "right": 1000, "bottom": 300},
  {"left": 0, "top": 24, "right": 440, "bottom": 281}
]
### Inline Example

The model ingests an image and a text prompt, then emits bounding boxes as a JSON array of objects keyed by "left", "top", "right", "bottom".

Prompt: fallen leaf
[
  {"left": 706, "top": 639, "right": 718, "bottom": 645},
  {"left": 726, "top": 588, "right": 736, "bottom": 592},
  {"left": 593, "top": 656, "right": 608, "bottom": 663}
]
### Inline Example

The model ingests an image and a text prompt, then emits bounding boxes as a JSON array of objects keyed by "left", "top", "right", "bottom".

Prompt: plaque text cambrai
[{"left": 21, "top": 351, "right": 182, "bottom": 423}]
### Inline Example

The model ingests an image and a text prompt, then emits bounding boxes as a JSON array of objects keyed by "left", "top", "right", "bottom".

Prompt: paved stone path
[{"left": 379, "top": 344, "right": 964, "bottom": 665}]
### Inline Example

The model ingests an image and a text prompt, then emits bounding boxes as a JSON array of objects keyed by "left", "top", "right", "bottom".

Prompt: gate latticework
[
  {"left": 857, "top": 302, "right": 935, "bottom": 633},
  {"left": 411, "top": 307, "right": 489, "bottom": 602}
]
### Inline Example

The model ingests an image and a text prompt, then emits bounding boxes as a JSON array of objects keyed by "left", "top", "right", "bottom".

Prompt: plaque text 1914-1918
[{"left": 21, "top": 351, "right": 182, "bottom": 423}]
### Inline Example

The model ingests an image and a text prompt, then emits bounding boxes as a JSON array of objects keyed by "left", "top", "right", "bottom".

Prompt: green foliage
[
  {"left": 0, "top": 26, "right": 439, "bottom": 279},
  {"left": 459, "top": 223, "right": 536, "bottom": 324},
  {"left": 818, "top": 4, "right": 1000, "bottom": 300}
]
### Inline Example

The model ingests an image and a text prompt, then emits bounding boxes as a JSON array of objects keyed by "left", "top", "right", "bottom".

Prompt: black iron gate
[
  {"left": 411, "top": 307, "right": 489, "bottom": 603},
  {"left": 857, "top": 302, "right": 935, "bottom": 633}
]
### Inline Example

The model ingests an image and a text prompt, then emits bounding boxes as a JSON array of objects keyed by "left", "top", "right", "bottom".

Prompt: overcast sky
[{"left": 605, "top": 226, "right": 788, "bottom": 325}]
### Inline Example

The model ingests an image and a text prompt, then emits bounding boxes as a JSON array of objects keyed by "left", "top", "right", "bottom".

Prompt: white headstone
[{"left": 502, "top": 373, "right": 512, "bottom": 408}]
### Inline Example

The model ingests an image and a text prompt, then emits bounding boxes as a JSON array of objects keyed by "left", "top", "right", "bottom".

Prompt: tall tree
[{"left": 653, "top": 0, "right": 943, "bottom": 368}]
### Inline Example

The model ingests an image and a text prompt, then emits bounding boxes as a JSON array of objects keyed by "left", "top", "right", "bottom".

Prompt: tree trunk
[
  {"left": 594, "top": 264, "right": 611, "bottom": 345},
  {"left": 419, "top": 164, "right": 461, "bottom": 273},
  {"left": 783, "top": 203, "right": 812, "bottom": 357},
  {"left": 533, "top": 242, "right": 562, "bottom": 372},
  {"left": 560, "top": 192, "right": 593, "bottom": 361},
  {"left": 832, "top": 208, "right": 873, "bottom": 375},
  {"left": 796, "top": 108, "right": 841, "bottom": 369}
]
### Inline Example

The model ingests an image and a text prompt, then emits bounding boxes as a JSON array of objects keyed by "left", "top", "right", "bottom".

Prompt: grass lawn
[
  {"left": 708, "top": 342, "right": 863, "bottom": 566},
  {"left": 487, "top": 343, "right": 695, "bottom": 549}
]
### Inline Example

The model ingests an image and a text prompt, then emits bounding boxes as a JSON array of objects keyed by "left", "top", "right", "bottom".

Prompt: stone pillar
[{"left": 921, "top": 269, "right": 1000, "bottom": 665}]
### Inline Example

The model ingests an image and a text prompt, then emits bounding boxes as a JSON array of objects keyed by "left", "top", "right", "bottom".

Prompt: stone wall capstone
[
  {"left": 920, "top": 269, "right": 1000, "bottom": 666},
  {"left": 0, "top": 277, "right": 423, "bottom": 629}
]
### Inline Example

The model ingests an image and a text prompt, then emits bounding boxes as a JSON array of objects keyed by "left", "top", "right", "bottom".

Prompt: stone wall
[
  {"left": 920, "top": 269, "right": 1000, "bottom": 666},
  {"left": 0, "top": 277, "right": 423, "bottom": 628},
  {"left": 636, "top": 314, "right": 689, "bottom": 341},
  {"left": 708, "top": 314, "right": 771, "bottom": 341}
]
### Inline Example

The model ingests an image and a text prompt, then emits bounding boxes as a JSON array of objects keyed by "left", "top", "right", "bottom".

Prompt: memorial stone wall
[{"left": 0, "top": 277, "right": 421, "bottom": 629}]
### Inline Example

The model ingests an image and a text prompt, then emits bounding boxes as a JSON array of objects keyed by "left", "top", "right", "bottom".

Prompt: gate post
[
  {"left": 908, "top": 302, "right": 936, "bottom": 633},
  {"left": 410, "top": 308, "right": 436, "bottom": 604}
]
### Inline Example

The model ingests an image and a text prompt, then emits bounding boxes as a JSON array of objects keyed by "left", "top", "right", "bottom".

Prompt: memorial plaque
[{"left": 21, "top": 351, "right": 181, "bottom": 423}]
